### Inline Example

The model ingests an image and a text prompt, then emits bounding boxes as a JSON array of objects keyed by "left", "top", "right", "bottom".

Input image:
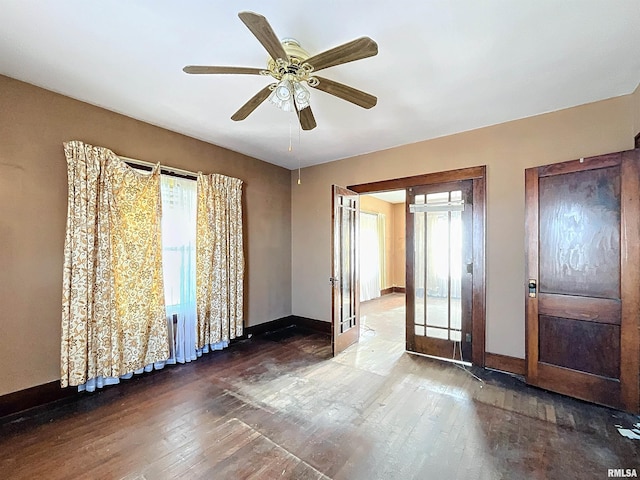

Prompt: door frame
[{"left": 348, "top": 165, "right": 486, "bottom": 366}]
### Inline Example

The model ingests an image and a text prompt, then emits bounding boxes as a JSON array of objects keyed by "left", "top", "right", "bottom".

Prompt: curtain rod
[{"left": 119, "top": 155, "right": 200, "bottom": 179}]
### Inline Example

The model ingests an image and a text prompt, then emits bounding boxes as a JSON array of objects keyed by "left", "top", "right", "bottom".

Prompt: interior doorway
[{"left": 334, "top": 166, "right": 486, "bottom": 366}]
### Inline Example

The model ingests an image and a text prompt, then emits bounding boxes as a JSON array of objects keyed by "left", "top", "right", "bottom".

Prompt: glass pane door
[
  {"left": 413, "top": 190, "right": 462, "bottom": 342},
  {"left": 339, "top": 194, "right": 357, "bottom": 334},
  {"left": 406, "top": 181, "right": 472, "bottom": 360},
  {"left": 332, "top": 185, "right": 360, "bottom": 355}
]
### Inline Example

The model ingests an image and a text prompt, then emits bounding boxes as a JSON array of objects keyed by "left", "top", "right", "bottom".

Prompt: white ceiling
[
  {"left": 367, "top": 190, "right": 406, "bottom": 204},
  {"left": 1, "top": 1, "right": 639, "bottom": 170}
]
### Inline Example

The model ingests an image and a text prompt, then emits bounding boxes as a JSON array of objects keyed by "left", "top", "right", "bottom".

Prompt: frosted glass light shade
[
  {"left": 293, "top": 82, "right": 310, "bottom": 110},
  {"left": 268, "top": 78, "right": 294, "bottom": 112},
  {"left": 275, "top": 82, "right": 291, "bottom": 101}
]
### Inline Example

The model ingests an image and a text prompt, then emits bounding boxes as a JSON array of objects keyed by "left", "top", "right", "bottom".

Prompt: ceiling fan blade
[
  {"left": 296, "top": 106, "right": 317, "bottom": 131},
  {"left": 305, "top": 37, "right": 378, "bottom": 72},
  {"left": 238, "top": 11, "right": 288, "bottom": 62},
  {"left": 311, "top": 76, "right": 377, "bottom": 109},
  {"left": 183, "top": 66, "right": 264, "bottom": 75},
  {"left": 231, "top": 84, "right": 274, "bottom": 121}
]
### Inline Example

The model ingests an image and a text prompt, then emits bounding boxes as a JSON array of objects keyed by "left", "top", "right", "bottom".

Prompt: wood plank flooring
[{"left": 1, "top": 294, "right": 638, "bottom": 479}]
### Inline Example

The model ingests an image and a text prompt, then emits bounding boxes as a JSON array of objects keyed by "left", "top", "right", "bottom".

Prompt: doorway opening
[{"left": 358, "top": 190, "right": 406, "bottom": 351}]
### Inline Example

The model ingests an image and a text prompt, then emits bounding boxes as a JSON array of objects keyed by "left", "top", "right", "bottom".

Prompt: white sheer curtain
[
  {"left": 360, "top": 212, "right": 382, "bottom": 302},
  {"left": 161, "top": 175, "right": 198, "bottom": 364}
]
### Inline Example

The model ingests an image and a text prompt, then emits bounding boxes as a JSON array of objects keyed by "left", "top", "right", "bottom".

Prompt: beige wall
[
  {"left": 392, "top": 203, "right": 405, "bottom": 288},
  {"left": 291, "top": 94, "right": 637, "bottom": 359},
  {"left": 360, "top": 195, "right": 394, "bottom": 289},
  {"left": 0, "top": 75, "right": 292, "bottom": 396},
  {"left": 634, "top": 83, "right": 640, "bottom": 140},
  {"left": 359, "top": 195, "right": 405, "bottom": 290}
]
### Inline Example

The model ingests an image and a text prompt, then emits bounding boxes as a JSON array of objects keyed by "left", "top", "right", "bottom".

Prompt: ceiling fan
[{"left": 183, "top": 11, "right": 378, "bottom": 131}]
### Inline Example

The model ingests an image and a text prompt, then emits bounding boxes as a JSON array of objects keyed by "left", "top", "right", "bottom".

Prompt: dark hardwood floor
[{"left": 1, "top": 294, "right": 638, "bottom": 479}]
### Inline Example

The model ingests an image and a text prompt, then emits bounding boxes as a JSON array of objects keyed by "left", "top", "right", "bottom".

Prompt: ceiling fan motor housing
[
  {"left": 265, "top": 39, "right": 318, "bottom": 86},
  {"left": 279, "top": 38, "right": 310, "bottom": 61}
]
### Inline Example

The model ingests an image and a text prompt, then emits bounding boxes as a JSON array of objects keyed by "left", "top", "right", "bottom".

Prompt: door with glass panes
[
  {"left": 331, "top": 185, "right": 360, "bottom": 356},
  {"left": 406, "top": 180, "right": 473, "bottom": 361}
]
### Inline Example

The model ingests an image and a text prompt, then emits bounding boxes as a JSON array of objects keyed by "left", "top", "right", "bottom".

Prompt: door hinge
[
  {"left": 466, "top": 263, "right": 473, "bottom": 274},
  {"left": 465, "top": 332, "right": 472, "bottom": 343}
]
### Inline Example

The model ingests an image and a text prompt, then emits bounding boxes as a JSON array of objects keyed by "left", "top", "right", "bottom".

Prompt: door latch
[{"left": 528, "top": 279, "right": 537, "bottom": 298}]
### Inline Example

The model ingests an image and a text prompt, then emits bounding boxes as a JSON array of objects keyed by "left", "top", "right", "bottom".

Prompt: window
[{"left": 160, "top": 175, "right": 198, "bottom": 363}]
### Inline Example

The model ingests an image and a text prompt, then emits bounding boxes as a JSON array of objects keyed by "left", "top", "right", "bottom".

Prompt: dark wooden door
[
  {"left": 406, "top": 180, "right": 474, "bottom": 361},
  {"left": 525, "top": 150, "right": 640, "bottom": 412},
  {"left": 331, "top": 185, "right": 360, "bottom": 355}
]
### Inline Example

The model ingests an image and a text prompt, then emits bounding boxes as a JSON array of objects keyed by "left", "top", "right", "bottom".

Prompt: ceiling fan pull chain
[
  {"left": 289, "top": 112, "right": 293, "bottom": 153},
  {"left": 297, "top": 117, "right": 302, "bottom": 185}
]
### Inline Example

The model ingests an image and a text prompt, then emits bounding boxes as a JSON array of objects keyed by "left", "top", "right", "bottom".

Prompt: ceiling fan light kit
[
  {"left": 183, "top": 11, "right": 378, "bottom": 130},
  {"left": 267, "top": 73, "right": 311, "bottom": 112}
]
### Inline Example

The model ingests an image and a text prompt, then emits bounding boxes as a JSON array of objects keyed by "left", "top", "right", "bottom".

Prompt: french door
[
  {"left": 331, "top": 185, "right": 360, "bottom": 355},
  {"left": 406, "top": 180, "right": 474, "bottom": 361},
  {"left": 339, "top": 166, "right": 486, "bottom": 364},
  {"left": 525, "top": 150, "right": 640, "bottom": 412}
]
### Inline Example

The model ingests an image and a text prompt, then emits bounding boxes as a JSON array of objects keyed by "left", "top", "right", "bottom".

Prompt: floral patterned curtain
[
  {"left": 61, "top": 141, "right": 168, "bottom": 388},
  {"left": 196, "top": 173, "right": 244, "bottom": 348}
]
